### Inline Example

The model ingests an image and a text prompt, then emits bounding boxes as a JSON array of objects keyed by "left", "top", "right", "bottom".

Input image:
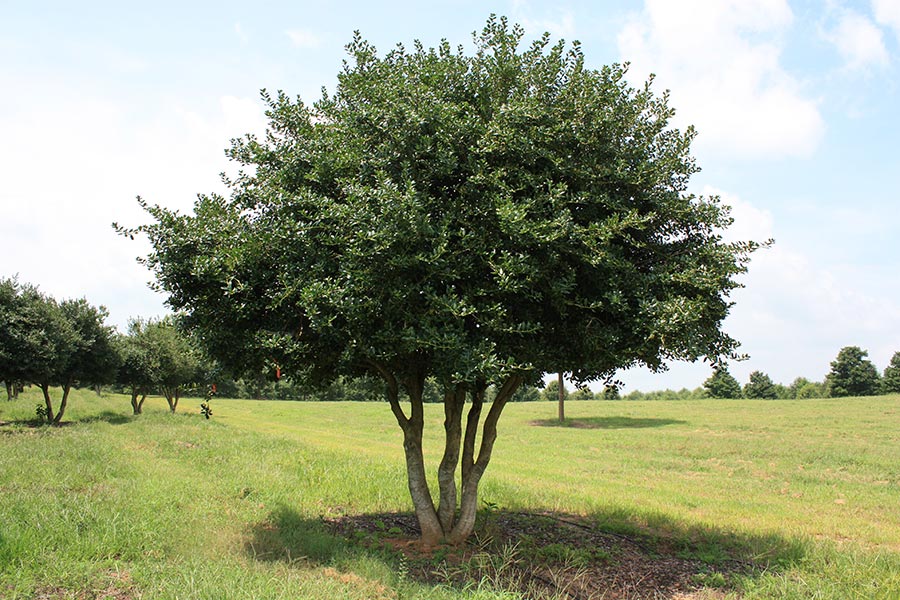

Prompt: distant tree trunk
[
  {"left": 53, "top": 383, "right": 71, "bottom": 425},
  {"left": 5, "top": 381, "right": 15, "bottom": 401},
  {"left": 558, "top": 372, "right": 565, "bottom": 422},
  {"left": 162, "top": 385, "right": 179, "bottom": 412},
  {"left": 39, "top": 383, "right": 55, "bottom": 424},
  {"left": 130, "top": 386, "right": 148, "bottom": 414}
]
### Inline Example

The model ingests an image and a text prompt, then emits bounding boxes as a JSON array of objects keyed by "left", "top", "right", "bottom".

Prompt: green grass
[{"left": 1, "top": 388, "right": 899, "bottom": 598}]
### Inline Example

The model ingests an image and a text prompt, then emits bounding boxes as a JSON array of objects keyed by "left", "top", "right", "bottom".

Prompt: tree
[
  {"left": 0, "top": 280, "right": 119, "bottom": 424},
  {"left": 601, "top": 385, "right": 621, "bottom": 400},
  {"left": 788, "top": 376, "right": 811, "bottom": 399},
  {"left": 795, "top": 381, "right": 826, "bottom": 399},
  {"left": 151, "top": 318, "right": 202, "bottom": 412},
  {"left": 571, "top": 386, "right": 595, "bottom": 401},
  {"left": 510, "top": 384, "right": 541, "bottom": 402},
  {"left": 542, "top": 378, "right": 568, "bottom": 403},
  {"left": 36, "top": 298, "right": 120, "bottom": 424},
  {"left": 123, "top": 17, "right": 757, "bottom": 545},
  {"left": 742, "top": 370, "right": 777, "bottom": 399},
  {"left": 0, "top": 277, "right": 28, "bottom": 400},
  {"left": 882, "top": 352, "right": 900, "bottom": 394},
  {"left": 826, "top": 346, "right": 880, "bottom": 397},
  {"left": 117, "top": 318, "right": 161, "bottom": 414},
  {"left": 704, "top": 366, "right": 742, "bottom": 399}
]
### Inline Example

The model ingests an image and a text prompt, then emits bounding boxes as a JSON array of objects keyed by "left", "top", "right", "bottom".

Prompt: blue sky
[{"left": 2, "top": 0, "right": 899, "bottom": 392}]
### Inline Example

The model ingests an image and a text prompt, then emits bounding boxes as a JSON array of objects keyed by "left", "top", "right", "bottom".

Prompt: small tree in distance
[
  {"left": 117, "top": 319, "right": 160, "bottom": 414},
  {"left": 0, "top": 278, "right": 119, "bottom": 424},
  {"left": 826, "top": 346, "right": 880, "bottom": 397},
  {"left": 542, "top": 378, "right": 568, "bottom": 403},
  {"left": 153, "top": 318, "right": 202, "bottom": 413},
  {"left": 704, "top": 366, "right": 743, "bottom": 399},
  {"left": 742, "top": 370, "right": 777, "bottom": 399}
]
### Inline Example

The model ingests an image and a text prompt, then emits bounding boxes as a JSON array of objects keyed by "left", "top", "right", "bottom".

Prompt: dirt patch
[
  {"left": 327, "top": 511, "right": 751, "bottom": 600},
  {"left": 33, "top": 570, "right": 139, "bottom": 600}
]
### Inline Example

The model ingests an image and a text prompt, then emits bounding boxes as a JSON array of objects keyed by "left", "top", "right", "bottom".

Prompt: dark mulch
[{"left": 327, "top": 510, "right": 753, "bottom": 599}]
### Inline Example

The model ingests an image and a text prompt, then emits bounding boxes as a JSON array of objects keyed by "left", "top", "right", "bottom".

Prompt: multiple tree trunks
[
  {"left": 130, "top": 388, "right": 149, "bottom": 415},
  {"left": 39, "top": 382, "right": 71, "bottom": 425},
  {"left": 374, "top": 361, "right": 524, "bottom": 546},
  {"left": 161, "top": 386, "right": 180, "bottom": 413},
  {"left": 5, "top": 381, "right": 22, "bottom": 401}
]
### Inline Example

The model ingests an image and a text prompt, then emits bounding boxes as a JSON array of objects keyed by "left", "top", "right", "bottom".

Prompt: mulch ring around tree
[{"left": 326, "top": 510, "right": 756, "bottom": 599}]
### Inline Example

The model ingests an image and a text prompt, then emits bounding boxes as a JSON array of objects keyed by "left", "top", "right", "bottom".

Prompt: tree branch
[
  {"left": 437, "top": 383, "right": 465, "bottom": 533},
  {"left": 474, "top": 374, "right": 522, "bottom": 473},
  {"left": 461, "top": 380, "right": 486, "bottom": 484},
  {"left": 367, "top": 359, "right": 408, "bottom": 429}
]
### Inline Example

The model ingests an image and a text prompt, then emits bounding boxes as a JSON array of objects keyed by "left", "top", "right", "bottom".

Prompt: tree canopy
[
  {"left": 0, "top": 277, "right": 118, "bottom": 424},
  {"left": 882, "top": 352, "right": 900, "bottom": 394},
  {"left": 703, "top": 366, "right": 742, "bottom": 399},
  {"left": 742, "top": 370, "right": 777, "bottom": 399},
  {"left": 826, "top": 346, "right": 881, "bottom": 398},
  {"left": 122, "top": 17, "right": 759, "bottom": 544}
]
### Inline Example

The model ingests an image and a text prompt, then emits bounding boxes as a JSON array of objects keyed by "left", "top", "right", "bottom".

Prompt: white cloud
[
  {"left": 824, "top": 11, "right": 888, "bottom": 70},
  {"left": 286, "top": 28, "right": 322, "bottom": 49},
  {"left": 235, "top": 22, "right": 249, "bottom": 45},
  {"left": 707, "top": 186, "right": 774, "bottom": 243},
  {"left": 618, "top": 185, "right": 900, "bottom": 392},
  {"left": 618, "top": 0, "right": 824, "bottom": 159},
  {"left": 706, "top": 187, "right": 900, "bottom": 384},
  {"left": 0, "top": 83, "right": 267, "bottom": 332},
  {"left": 873, "top": 0, "right": 900, "bottom": 38},
  {"left": 511, "top": 0, "right": 576, "bottom": 39}
]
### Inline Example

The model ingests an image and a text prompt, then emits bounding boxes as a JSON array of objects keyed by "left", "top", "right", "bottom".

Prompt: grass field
[{"left": 1, "top": 388, "right": 899, "bottom": 598}]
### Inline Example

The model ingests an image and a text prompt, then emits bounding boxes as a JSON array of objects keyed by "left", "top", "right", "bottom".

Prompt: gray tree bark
[{"left": 371, "top": 359, "right": 523, "bottom": 546}]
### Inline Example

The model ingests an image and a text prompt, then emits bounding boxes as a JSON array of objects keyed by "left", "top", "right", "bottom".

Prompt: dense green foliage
[
  {"left": 541, "top": 379, "right": 567, "bottom": 402},
  {"left": 0, "top": 277, "right": 118, "bottom": 423},
  {"left": 742, "top": 370, "right": 777, "bottom": 399},
  {"left": 826, "top": 346, "right": 881, "bottom": 397},
  {"left": 117, "top": 317, "right": 204, "bottom": 413},
  {"left": 126, "top": 18, "right": 756, "bottom": 391},
  {"left": 623, "top": 386, "right": 706, "bottom": 401},
  {"left": 881, "top": 352, "right": 900, "bottom": 394},
  {"left": 703, "top": 366, "right": 742, "bottom": 399}
]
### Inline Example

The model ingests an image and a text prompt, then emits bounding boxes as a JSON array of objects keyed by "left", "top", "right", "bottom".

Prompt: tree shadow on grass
[
  {"left": 531, "top": 416, "right": 687, "bottom": 429},
  {"left": 80, "top": 411, "right": 134, "bottom": 426},
  {"left": 0, "top": 410, "right": 133, "bottom": 431},
  {"left": 244, "top": 505, "right": 347, "bottom": 564},
  {"left": 244, "top": 503, "right": 808, "bottom": 599}
]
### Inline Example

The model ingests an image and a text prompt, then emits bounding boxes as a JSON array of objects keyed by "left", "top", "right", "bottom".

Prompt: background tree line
[
  {"left": 4, "top": 276, "right": 900, "bottom": 419},
  {"left": 701, "top": 345, "right": 900, "bottom": 399}
]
